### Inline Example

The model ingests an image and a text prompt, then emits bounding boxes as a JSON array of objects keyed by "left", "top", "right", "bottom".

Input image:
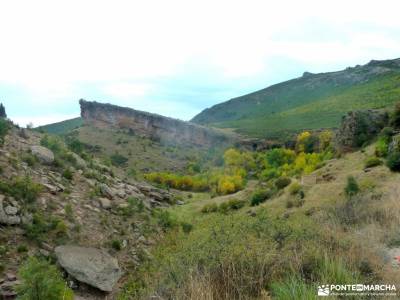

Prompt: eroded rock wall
[{"left": 80, "top": 99, "right": 236, "bottom": 147}]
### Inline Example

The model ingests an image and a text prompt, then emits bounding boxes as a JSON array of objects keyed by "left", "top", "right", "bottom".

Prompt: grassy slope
[
  {"left": 74, "top": 124, "right": 225, "bottom": 177},
  {"left": 120, "top": 145, "right": 400, "bottom": 299},
  {"left": 192, "top": 61, "right": 400, "bottom": 139},
  {"left": 36, "top": 117, "right": 83, "bottom": 135}
]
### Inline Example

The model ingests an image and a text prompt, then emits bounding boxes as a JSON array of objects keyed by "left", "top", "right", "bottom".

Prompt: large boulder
[
  {"left": 0, "top": 195, "right": 20, "bottom": 225},
  {"left": 55, "top": 245, "right": 122, "bottom": 292},
  {"left": 71, "top": 153, "right": 87, "bottom": 169},
  {"left": 335, "top": 110, "right": 388, "bottom": 151},
  {"left": 31, "top": 145, "right": 54, "bottom": 164}
]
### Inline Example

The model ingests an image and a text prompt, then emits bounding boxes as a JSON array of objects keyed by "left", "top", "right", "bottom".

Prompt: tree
[
  {"left": 0, "top": 103, "right": 6, "bottom": 118},
  {"left": 16, "top": 257, "right": 74, "bottom": 300}
]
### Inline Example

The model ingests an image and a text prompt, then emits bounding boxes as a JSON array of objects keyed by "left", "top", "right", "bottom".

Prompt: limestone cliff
[{"left": 79, "top": 99, "right": 237, "bottom": 147}]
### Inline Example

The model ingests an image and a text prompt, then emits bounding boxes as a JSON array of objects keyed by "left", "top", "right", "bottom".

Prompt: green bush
[
  {"left": 345, "top": 176, "right": 359, "bottom": 197},
  {"left": 390, "top": 103, "right": 400, "bottom": 128},
  {"left": 0, "top": 118, "right": 9, "bottom": 145},
  {"left": 111, "top": 240, "right": 122, "bottom": 251},
  {"left": 201, "top": 203, "right": 218, "bottom": 213},
  {"left": 62, "top": 168, "right": 73, "bottom": 180},
  {"left": 250, "top": 189, "right": 273, "bottom": 206},
  {"left": 375, "top": 137, "right": 389, "bottom": 157},
  {"left": 288, "top": 182, "right": 302, "bottom": 195},
  {"left": 386, "top": 151, "right": 400, "bottom": 172},
  {"left": 110, "top": 153, "right": 128, "bottom": 167},
  {"left": 218, "top": 199, "right": 246, "bottom": 213},
  {"left": 17, "top": 244, "right": 28, "bottom": 253},
  {"left": 0, "top": 177, "right": 42, "bottom": 204},
  {"left": 22, "top": 153, "right": 38, "bottom": 167},
  {"left": 270, "top": 276, "right": 315, "bottom": 299},
  {"left": 181, "top": 222, "right": 193, "bottom": 234},
  {"left": 275, "top": 176, "right": 291, "bottom": 190},
  {"left": 16, "top": 257, "right": 73, "bottom": 300},
  {"left": 364, "top": 156, "right": 382, "bottom": 168},
  {"left": 155, "top": 210, "right": 177, "bottom": 230}
]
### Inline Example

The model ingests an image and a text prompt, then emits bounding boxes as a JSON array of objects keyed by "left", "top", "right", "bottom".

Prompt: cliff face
[
  {"left": 334, "top": 109, "right": 388, "bottom": 151},
  {"left": 80, "top": 99, "right": 237, "bottom": 147}
]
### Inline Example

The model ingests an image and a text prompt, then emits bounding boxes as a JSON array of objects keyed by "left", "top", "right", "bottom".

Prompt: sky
[{"left": 0, "top": 0, "right": 400, "bottom": 127}]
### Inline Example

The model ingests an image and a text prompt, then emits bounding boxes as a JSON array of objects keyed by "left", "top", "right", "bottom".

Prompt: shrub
[
  {"left": 111, "top": 240, "right": 122, "bottom": 251},
  {"left": 375, "top": 137, "right": 389, "bottom": 157},
  {"left": 110, "top": 153, "right": 128, "bottom": 167},
  {"left": 345, "top": 176, "right": 359, "bottom": 197},
  {"left": 364, "top": 156, "right": 382, "bottom": 168},
  {"left": 201, "top": 203, "right": 218, "bottom": 213},
  {"left": 218, "top": 199, "right": 246, "bottom": 213},
  {"left": 17, "top": 244, "right": 28, "bottom": 253},
  {"left": 62, "top": 168, "right": 73, "bottom": 180},
  {"left": 155, "top": 210, "right": 177, "bottom": 231},
  {"left": 181, "top": 222, "right": 193, "bottom": 234},
  {"left": 270, "top": 276, "right": 315, "bottom": 299},
  {"left": 0, "top": 118, "right": 9, "bottom": 145},
  {"left": 250, "top": 189, "right": 272, "bottom": 206},
  {"left": 16, "top": 257, "right": 73, "bottom": 300},
  {"left": 390, "top": 103, "right": 400, "bottom": 128},
  {"left": 288, "top": 182, "right": 302, "bottom": 195},
  {"left": 11, "top": 176, "right": 42, "bottom": 204},
  {"left": 386, "top": 151, "right": 400, "bottom": 172},
  {"left": 275, "top": 176, "right": 291, "bottom": 190},
  {"left": 22, "top": 153, "right": 38, "bottom": 167}
]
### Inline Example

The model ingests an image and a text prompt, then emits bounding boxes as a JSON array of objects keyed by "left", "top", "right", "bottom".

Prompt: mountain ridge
[{"left": 191, "top": 57, "right": 400, "bottom": 139}]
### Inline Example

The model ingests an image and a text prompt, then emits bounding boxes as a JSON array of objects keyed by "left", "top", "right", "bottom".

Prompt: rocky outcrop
[
  {"left": 80, "top": 99, "right": 237, "bottom": 147},
  {"left": 0, "top": 195, "right": 20, "bottom": 225},
  {"left": 55, "top": 245, "right": 122, "bottom": 292},
  {"left": 335, "top": 109, "right": 388, "bottom": 150},
  {"left": 30, "top": 145, "right": 54, "bottom": 164}
]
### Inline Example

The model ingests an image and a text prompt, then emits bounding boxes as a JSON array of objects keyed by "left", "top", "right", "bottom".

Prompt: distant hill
[
  {"left": 36, "top": 117, "right": 83, "bottom": 134},
  {"left": 191, "top": 58, "right": 400, "bottom": 139}
]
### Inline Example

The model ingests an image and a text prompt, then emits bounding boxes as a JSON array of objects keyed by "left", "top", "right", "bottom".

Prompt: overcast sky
[{"left": 1, "top": 0, "right": 400, "bottom": 126}]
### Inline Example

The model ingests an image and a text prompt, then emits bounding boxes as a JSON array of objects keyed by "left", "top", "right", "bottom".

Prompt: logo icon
[{"left": 318, "top": 285, "right": 330, "bottom": 296}]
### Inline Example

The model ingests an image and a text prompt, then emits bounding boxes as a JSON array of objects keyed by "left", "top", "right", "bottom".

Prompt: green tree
[
  {"left": 16, "top": 257, "right": 73, "bottom": 300},
  {"left": 0, "top": 103, "right": 6, "bottom": 118}
]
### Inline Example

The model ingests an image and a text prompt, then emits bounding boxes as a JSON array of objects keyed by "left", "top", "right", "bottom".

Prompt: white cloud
[
  {"left": 0, "top": 0, "right": 399, "bottom": 120},
  {"left": 102, "top": 83, "right": 152, "bottom": 99},
  {"left": 10, "top": 114, "right": 79, "bottom": 128}
]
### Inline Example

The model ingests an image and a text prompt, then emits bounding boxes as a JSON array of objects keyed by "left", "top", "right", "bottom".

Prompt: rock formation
[
  {"left": 80, "top": 99, "right": 237, "bottom": 147},
  {"left": 335, "top": 109, "right": 388, "bottom": 150},
  {"left": 55, "top": 245, "right": 122, "bottom": 292}
]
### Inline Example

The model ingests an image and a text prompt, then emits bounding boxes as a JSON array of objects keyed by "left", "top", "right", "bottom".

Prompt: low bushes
[
  {"left": 201, "top": 199, "right": 246, "bottom": 214},
  {"left": 345, "top": 176, "right": 359, "bottom": 197},
  {"left": 386, "top": 151, "right": 400, "bottom": 172},
  {"left": 0, "top": 176, "right": 42, "bottom": 204},
  {"left": 16, "top": 257, "right": 73, "bottom": 300},
  {"left": 250, "top": 189, "right": 274, "bottom": 206},
  {"left": 364, "top": 156, "right": 382, "bottom": 168},
  {"left": 201, "top": 203, "right": 218, "bottom": 213},
  {"left": 275, "top": 176, "right": 291, "bottom": 189}
]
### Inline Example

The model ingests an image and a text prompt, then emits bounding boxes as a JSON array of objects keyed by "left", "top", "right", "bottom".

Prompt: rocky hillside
[
  {"left": 80, "top": 99, "right": 238, "bottom": 147},
  {"left": 192, "top": 58, "right": 400, "bottom": 139},
  {"left": 0, "top": 125, "right": 179, "bottom": 299}
]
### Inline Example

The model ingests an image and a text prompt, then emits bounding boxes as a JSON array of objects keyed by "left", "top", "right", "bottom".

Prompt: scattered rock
[
  {"left": 0, "top": 197, "right": 20, "bottom": 225},
  {"left": 55, "top": 245, "right": 122, "bottom": 292},
  {"left": 100, "top": 184, "right": 115, "bottom": 199},
  {"left": 71, "top": 153, "right": 87, "bottom": 169},
  {"left": 31, "top": 145, "right": 55, "bottom": 164},
  {"left": 99, "top": 198, "right": 111, "bottom": 209}
]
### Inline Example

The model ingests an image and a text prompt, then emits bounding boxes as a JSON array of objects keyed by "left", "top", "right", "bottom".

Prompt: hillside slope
[
  {"left": 192, "top": 58, "right": 400, "bottom": 139},
  {"left": 36, "top": 117, "right": 83, "bottom": 134}
]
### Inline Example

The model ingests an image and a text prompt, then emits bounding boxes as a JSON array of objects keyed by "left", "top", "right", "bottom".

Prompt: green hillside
[
  {"left": 192, "top": 58, "right": 400, "bottom": 139},
  {"left": 36, "top": 117, "right": 83, "bottom": 134}
]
